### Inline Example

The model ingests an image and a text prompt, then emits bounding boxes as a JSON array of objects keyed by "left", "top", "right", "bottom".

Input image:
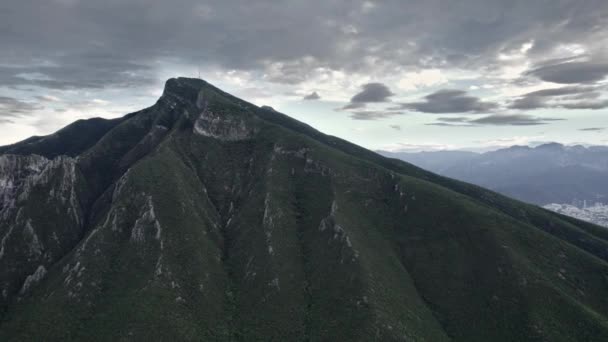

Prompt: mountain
[
  {"left": 380, "top": 144, "right": 608, "bottom": 207},
  {"left": 378, "top": 151, "right": 479, "bottom": 175},
  {"left": 1, "top": 78, "right": 608, "bottom": 341}
]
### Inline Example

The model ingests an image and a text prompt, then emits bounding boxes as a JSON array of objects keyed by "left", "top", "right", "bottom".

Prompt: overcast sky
[{"left": 1, "top": 0, "right": 607, "bottom": 151}]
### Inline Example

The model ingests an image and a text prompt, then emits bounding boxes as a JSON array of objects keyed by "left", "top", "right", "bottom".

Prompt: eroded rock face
[
  {"left": 193, "top": 91, "right": 258, "bottom": 141},
  {"left": 194, "top": 111, "right": 256, "bottom": 141},
  {"left": 0, "top": 155, "right": 49, "bottom": 219},
  {"left": 0, "top": 154, "right": 84, "bottom": 305}
]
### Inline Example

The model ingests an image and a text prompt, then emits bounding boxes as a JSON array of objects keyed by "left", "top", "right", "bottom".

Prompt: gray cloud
[
  {"left": 470, "top": 114, "right": 563, "bottom": 126},
  {"left": 579, "top": 127, "right": 605, "bottom": 131},
  {"left": 510, "top": 85, "right": 608, "bottom": 110},
  {"left": 349, "top": 110, "right": 403, "bottom": 120},
  {"left": 437, "top": 117, "right": 471, "bottom": 123},
  {"left": 0, "top": 0, "right": 605, "bottom": 95},
  {"left": 350, "top": 83, "right": 395, "bottom": 103},
  {"left": 341, "top": 102, "right": 366, "bottom": 110},
  {"left": 303, "top": 92, "right": 321, "bottom": 100},
  {"left": 427, "top": 114, "right": 564, "bottom": 126},
  {"left": 560, "top": 100, "right": 608, "bottom": 110},
  {"left": 341, "top": 82, "right": 395, "bottom": 110},
  {"left": 526, "top": 60, "right": 608, "bottom": 84},
  {"left": 2, "top": 0, "right": 608, "bottom": 145},
  {"left": 0, "top": 96, "right": 43, "bottom": 117},
  {"left": 2, "top": 0, "right": 608, "bottom": 92},
  {"left": 426, "top": 122, "right": 474, "bottom": 127},
  {"left": 402, "top": 89, "right": 497, "bottom": 114},
  {"left": 425, "top": 116, "right": 475, "bottom": 126},
  {"left": 389, "top": 124, "right": 401, "bottom": 130}
]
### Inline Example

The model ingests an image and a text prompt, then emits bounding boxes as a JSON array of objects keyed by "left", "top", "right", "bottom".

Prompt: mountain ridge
[
  {"left": 0, "top": 77, "right": 607, "bottom": 341},
  {"left": 380, "top": 143, "right": 608, "bottom": 207}
]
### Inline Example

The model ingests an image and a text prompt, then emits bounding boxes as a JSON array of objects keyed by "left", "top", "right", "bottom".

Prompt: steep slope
[{"left": 1, "top": 78, "right": 608, "bottom": 341}]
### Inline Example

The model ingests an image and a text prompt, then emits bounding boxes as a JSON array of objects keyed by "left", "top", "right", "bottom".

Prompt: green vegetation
[{"left": 0, "top": 77, "right": 607, "bottom": 341}]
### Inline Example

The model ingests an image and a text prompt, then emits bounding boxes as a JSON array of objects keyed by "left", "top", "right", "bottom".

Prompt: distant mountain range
[{"left": 380, "top": 144, "right": 608, "bottom": 227}]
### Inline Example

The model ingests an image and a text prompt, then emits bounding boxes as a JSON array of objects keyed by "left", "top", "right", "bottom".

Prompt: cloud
[
  {"left": 401, "top": 89, "right": 497, "bottom": 114},
  {"left": 526, "top": 59, "right": 608, "bottom": 84},
  {"left": 303, "top": 91, "right": 321, "bottom": 100},
  {"left": 579, "top": 127, "right": 605, "bottom": 132},
  {"left": 341, "top": 102, "right": 366, "bottom": 110},
  {"left": 2, "top": 0, "right": 608, "bottom": 146},
  {"left": 350, "top": 83, "right": 394, "bottom": 103},
  {"left": 0, "top": 96, "right": 43, "bottom": 117},
  {"left": 340, "top": 82, "right": 395, "bottom": 110},
  {"left": 437, "top": 117, "right": 470, "bottom": 123},
  {"left": 35, "top": 95, "right": 62, "bottom": 102},
  {"left": 470, "top": 114, "right": 564, "bottom": 126},
  {"left": 426, "top": 122, "right": 474, "bottom": 127},
  {"left": 425, "top": 116, "right": 474, "bottom": 126},
  {"left": 0, "top": 54, "right": 156, "bottom": 91},
  {"left": 2, "top": 0, "right": 608, "bottom": 93},
  {"left": 509, "top": 85, "right": 608, "bottom": 110},
  {"left": 349, "top": 109, "right": 404, "bottom": 120},
  {"left": 397, "top": 69, "right": 447, "bottom": 90},
  {"left": 560, "top": 100, "right": 608, "bottom": 110},
  {"left": 426, "top": 114, "right": 564, "bottom": 126},
  {"left": 91, "top": 99, "right": 110, "bottom": 105},
  {"left": 389, "top": 124, "right": 401, "bottom": 130}
]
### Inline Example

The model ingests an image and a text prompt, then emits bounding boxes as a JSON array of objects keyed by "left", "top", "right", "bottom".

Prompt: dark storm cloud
[
  {"left": 402, "top": 89, "right": 497, "bottom": 114},
  {"left": 509, "top": 86, "right": 608, "bottom": 110},
  {"left": 303, "top": 92, "right": 321, "bottom": 100}
]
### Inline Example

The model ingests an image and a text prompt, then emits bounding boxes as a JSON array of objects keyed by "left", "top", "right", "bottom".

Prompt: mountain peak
[
  {"left": 163, "top": 77, "right": 209, "bottom": 92},
  {"left": 535, "top": 142, "right": 564, "bottom": 151},
  {"left": 2, "top": 79, "right": 608, "bottom": 341},
  {"left": 161, "top": 77, "right": 211, "bottom": 104}
]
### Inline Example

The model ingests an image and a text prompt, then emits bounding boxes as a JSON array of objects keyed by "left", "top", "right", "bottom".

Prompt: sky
[{"left": 1, "top": 0, "right": 607, "bottom": 152}]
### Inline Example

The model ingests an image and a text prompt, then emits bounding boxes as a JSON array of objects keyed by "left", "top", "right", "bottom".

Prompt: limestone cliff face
[
  {"left": 193, "top": 108, "right": 258, "bottom": 141},
  {"left": 0, "top": 154, "right": 84, "bottom": 305}
]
